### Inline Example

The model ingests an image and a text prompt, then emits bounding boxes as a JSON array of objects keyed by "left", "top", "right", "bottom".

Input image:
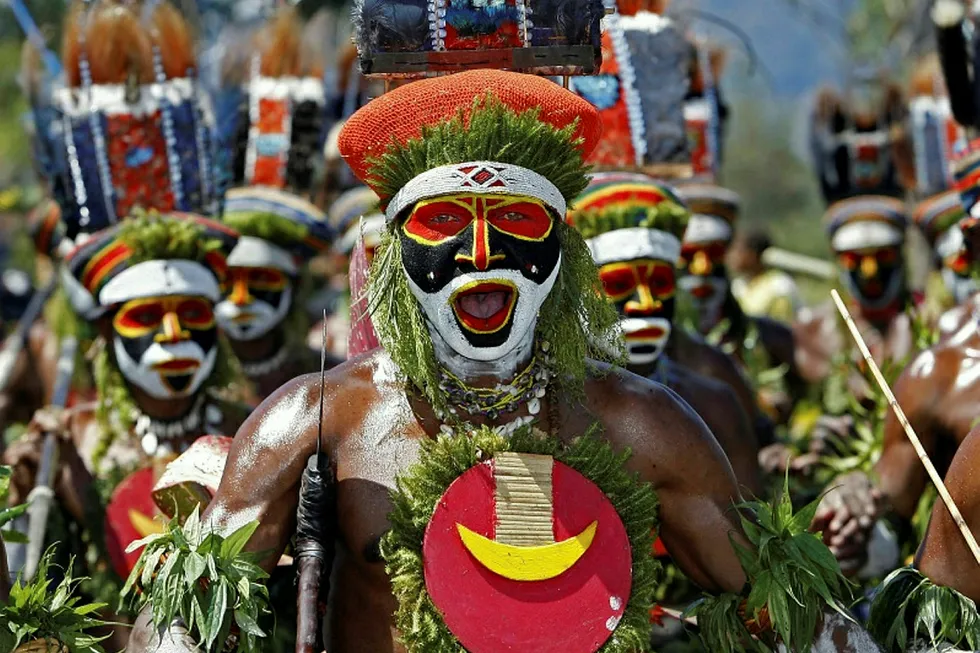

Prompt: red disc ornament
[
  {"left": 423, "top": 455, "right": 632, "bottom": 653},
  {"left": 104, "top": 467, "right": 160, "bottom": 579}
]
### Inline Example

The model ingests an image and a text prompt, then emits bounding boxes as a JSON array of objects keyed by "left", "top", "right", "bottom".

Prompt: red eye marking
[
  {"left": 644, "top": 263, "right": 676, "bottom": 299},
  {"left": 404, "top": 201, "right": 474, "bottom": 244},
  {"left": 177, "top": 298, "right": 215, "bottom": 328},
  {"left": 487, "top": 201, "right": 553, "bottom": 241},
  {"left": 599, "top": 265, "right": 638, "bottom": 302},
  {"left": 838, "top": 252, "right": 859, "bottom": 270},
  {"left": 120, "top": 303, "right": 164, "bottom": 329}
]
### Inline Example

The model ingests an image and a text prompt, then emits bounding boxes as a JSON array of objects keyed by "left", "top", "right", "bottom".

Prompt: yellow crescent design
[
  {"left": 456, "top": 521, "right": 598, "bottom": 581},
  {"left": 129, "top": 509, "right": 164, "bottom": 538}
]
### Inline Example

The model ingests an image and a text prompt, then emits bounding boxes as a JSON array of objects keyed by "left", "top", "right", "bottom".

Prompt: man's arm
[
  {"left": 613, "top": 377, "right": 748, "bottom": 594},
  {"left": 203, "top": 374, "right": 326, "bottom": 570},
  {"left": 875, "top": 353, "right": 939, "bottom": 520},
  {"left": 917, "top": 426, "right": 980, "bottom": 602}
]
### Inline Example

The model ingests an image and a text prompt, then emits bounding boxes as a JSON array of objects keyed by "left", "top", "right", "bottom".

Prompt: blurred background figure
[{"left": 729, "top": 225, "right": 802, "bottom": 323}]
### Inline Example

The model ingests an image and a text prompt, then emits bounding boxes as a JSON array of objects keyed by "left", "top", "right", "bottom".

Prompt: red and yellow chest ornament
[{"left": 383, "top": 425, "right": 660, "bottom": 653}]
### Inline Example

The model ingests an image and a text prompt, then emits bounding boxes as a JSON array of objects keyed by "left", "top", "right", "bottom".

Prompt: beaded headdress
[
  {"left": 822, "top": 195, "right": 908, "bottom": 253},
  {"left": 35, "top": 1, "right": 215, "bottom": 241},
  {"left": 907, "top": 55, "right": 966, "bottom": 195},
  {"left": 953, "top": 137, "right": 980, "bottom": 218},
  {"left": 569, "top": 1, "right": 691, "bottom": 177},
  {"left": 219, "top": 8, "right": 327, "bottom": 198},
  {"left": 914, "top": 189, "right": 965, "bottom": 257}
]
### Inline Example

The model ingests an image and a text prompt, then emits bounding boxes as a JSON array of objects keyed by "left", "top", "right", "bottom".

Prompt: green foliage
[
  {"left": 690, "top": 475, "right": 854, "bottom": 652},
  {"left": 0, "top": 546, "right": 108, "bottom": 653},
  {"left": 367, "top": 222, "right": 624, "bottom": 417},
  {"left": 0, "top": 464, "right": 27, "bottom": 544},
  {"left": 121, "top": 507, "right": 271, "bottom": 653},
  {"left": 815, "top": 355, "right": 906, "bottom": 482},
  {"left": 867, "top": 566, "right": 980, "bottom": 653},
  {"left": 117, "top": 212, "right": 223, "bottom": 265},
  {"left": 220, "top": 211, "right": 310, "bottom": 252},
  {"left": 366, "top": 94, "right": 590, "bottom": 204},
  {"left": 572, "top": 201, "right": 690, "bottom": 241},
  {"left": 382, "top": 424, "right": 660, "bottom": 653}
]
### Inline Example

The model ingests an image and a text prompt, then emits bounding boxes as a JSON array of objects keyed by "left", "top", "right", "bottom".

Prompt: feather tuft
[{"left": 149, "top": 2, "right": 196, "bottom": 80}]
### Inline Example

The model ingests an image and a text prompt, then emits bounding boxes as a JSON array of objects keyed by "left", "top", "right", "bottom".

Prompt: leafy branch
[
  {"left": 121, "top": 507, "right": 271, "bottom": 653},
  {"left": 0, "top": 546, "right": 108, "bottom": 653}
]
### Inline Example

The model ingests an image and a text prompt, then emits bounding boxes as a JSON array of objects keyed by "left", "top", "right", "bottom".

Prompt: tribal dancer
[
  {"left": 215, "top": 8, "right": 336, "bottom": 402},
  {"left": 129, "top": 69, "right": 872, "bottom": 653},
  {"left": 816, "top": 159, "right": 980, "bottom": 575},
  {"left": 678, "top": 183, "right": 803, "bottom": 425},
  {"left": 569, "top": 0, "right": 770, "bottom": 448},
  {"left": 570, "top": 172, "right": 760, "bottom": 494},
  {"left": 3, "top": 213, "right": 247, "bottom": 647}
]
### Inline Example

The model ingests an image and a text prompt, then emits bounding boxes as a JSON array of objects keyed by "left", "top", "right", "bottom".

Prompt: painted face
[
  {"left": 941, "top": 249, "right": 979, "bottom": 304},
  {"left": 399, "top": 193, "right": 561, "bottom": 363},
  {"left": 598, "top": 258, "right": 675, "bottom": 365},
  {"left": 678, "top": 240, "right": 729, "bottom": 331},
  {"left": 836, "top": 245, "right": 904, "bottom": 309},
  {"left": 215, "top": 266, "right": 294, "bottom": 341},
  {"left": 112, "top": 295, "right": 218, "bottom": 399}
]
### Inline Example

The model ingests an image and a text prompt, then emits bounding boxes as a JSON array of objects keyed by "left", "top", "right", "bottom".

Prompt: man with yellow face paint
[{"left": 678, "top": 184, "right": 805, "bottom": 426}]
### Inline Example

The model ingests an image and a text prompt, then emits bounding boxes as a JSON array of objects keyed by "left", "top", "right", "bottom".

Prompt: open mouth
[
  {"left": 153, "top": 359, "right": 201, "bottom": 375},
  {"left": 232, "top": 312, "right": 256, "bottom": 324},
  {"left": 451, "top": 281, "right": 517, "bottom": 334}
]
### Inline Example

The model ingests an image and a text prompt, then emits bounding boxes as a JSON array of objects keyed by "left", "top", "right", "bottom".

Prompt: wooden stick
[{"left": 831, "top": 289, "right": 980, "bottom": 567}]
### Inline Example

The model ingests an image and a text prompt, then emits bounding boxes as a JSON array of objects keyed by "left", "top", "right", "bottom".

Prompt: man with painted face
[
  {"left": 128, "top": 71, "right": 868, "bottom": 653},
  {"left": 570, "top": 172, "right": 761, "bottom": 644},
  {"left": 677, "top": 184, "right": 804, "bottom": 426},
  {"left": 217, "top": 188, "right": 335, "bottom": 402},
  {"left": 570, "top": 172, "right": 760, "bottom": 494},
  {"left": 914, "top": 190, "right": 976, "bottom": 330},
  {"left": 794, "top": 196, "right": 915, "bottom": 387},
  {"left": 4, "top": 214, "right": 248, "bottom": 646}
]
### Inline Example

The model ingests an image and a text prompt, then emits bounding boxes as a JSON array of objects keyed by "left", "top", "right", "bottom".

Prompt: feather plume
[
  {"left": 257, "top": 7, "right": 304, "bottom": 78},
  {"left": 150, "top": 2, "right": 196, "bottom": 79},
  {"left": 909, "top": 54, "right": 944, "bottom": 98},
  {"left": 63, "top": 1, "right": 153, "bottom": 87}
]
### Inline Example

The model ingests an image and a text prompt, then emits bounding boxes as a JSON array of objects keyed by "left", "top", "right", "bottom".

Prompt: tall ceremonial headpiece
[
  {"left": 810, "top": 69, "right": 907, "bottom": 205},
  {"left": 31, "top": 1, "right": 216, "bottom": 241},
  {"left": 352, "top": 0, "right": 604, "bottom": 77},
  {"left": 217, "top": 8, "right": 334, "bottom": 280},
  {"left": 907, "top": 55, "right": 966, "bottom": 196},
  {"left": 569, "top": 0, "right": 692, "bottom": 177}
]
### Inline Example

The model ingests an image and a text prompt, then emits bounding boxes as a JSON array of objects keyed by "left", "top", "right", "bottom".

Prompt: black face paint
[{"left": 398, "top": 195, "right": 562, "bottom": 349}]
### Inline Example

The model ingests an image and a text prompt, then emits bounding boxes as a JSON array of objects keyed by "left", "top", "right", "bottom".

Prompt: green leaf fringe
[
  {"left": 0, "top": 545, "right": 108, "bottom": 653},
  {"left": 121, "top": 507, "right": 271, "bottom": 653},
  {"left": 381, "top": 424, "right": 661, "bottom": 653},
  {"left": 116, "top": 211, "right": 223, "bottom": 265},
  {"left": 366, "top": 95, "right": 591, "bottom": 205},
  {"left": 867, "top": 566, "right": 980, "bottom": 653},
  {"left": 367, "top": 222, "right": 624, "bottom": 417},
  {"left": 571, "top": 201, "right": 691, "bottom": 242},
  {"left": 690, "top": 475, "right": 854, "bottom": 653},
  {"left": 220, "top": 210, "right": 310, "bottom": 252}
]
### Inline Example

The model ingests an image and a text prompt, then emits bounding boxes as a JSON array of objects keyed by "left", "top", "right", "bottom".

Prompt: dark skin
[
  {"left": 666, "top": 329, "right": 776, "bottom": 449},
  {"left": 0, "top": 323, "right": 61, "bottom": 440},
  {"left": 817, "top": 328, "right": 980, "bottom": 569},
  {"left": 634, "top": 357, "right": 761, "bottom": 497},
  {"left": 917, "top": 425, "right": 980, "bottom": 603},
  {"left": 129, "top": 349, "right": 753, "bottom": 652}
]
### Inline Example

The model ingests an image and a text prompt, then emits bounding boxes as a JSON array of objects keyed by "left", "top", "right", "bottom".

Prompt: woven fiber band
[{"left": 385, "top": 161, "right": 567, "bottom": 223}]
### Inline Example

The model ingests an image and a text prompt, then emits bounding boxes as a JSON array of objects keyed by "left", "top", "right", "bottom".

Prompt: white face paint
[
  {"left": 619, "top": 316, "right": 672, "bottom": 365},
  {"left": 216, "top": 283, "right": 293, "bottom": 341},
  {"left": 113, "top": 337, "right": 217, "bottom": 400},
  {"left": 679, "top": 275, "right": 728, "bottom": 331},
  {"left": 405, "top": 261, "right": 561, "bottom": 366}
]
